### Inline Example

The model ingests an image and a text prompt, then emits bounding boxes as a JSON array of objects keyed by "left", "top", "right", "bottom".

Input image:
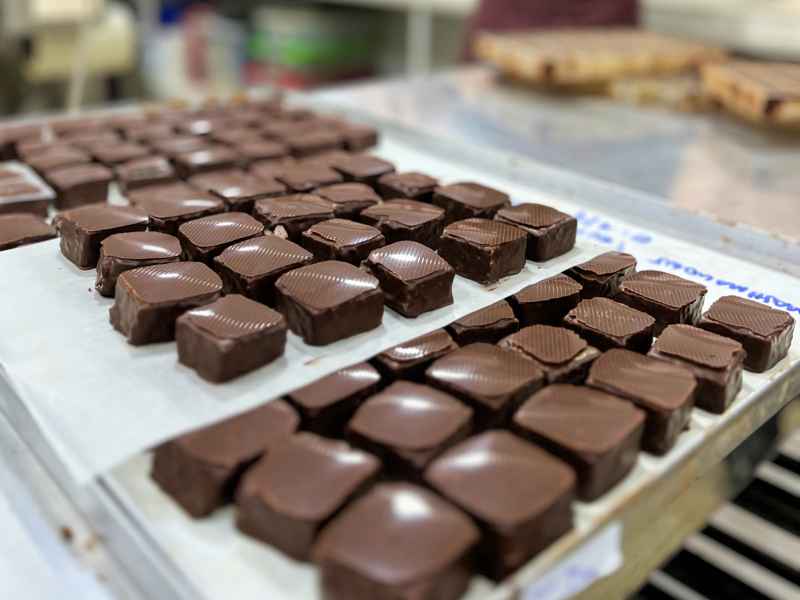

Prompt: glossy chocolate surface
[
  {"left": 564, "top": 297, "right": 655, "bottom": 353},
  {"left": 26, "top": 147, "right": 91, "bottom": 172},
  {"left": 0, "top": 213, "right": 56, "bottom": 251},
  {"left": 91, "top": 142, "right": 150, "bottom": 166},
  {"left": 330, "top": 153, "right": 395, "bottom": 183},
  {"left": 129, "top": 188, "right": 224, "bottom": 235},
  {"left": 447, "top": 299, "right": 519, "bottom": 345},
  {"left": 253, "top": 193, "right": 335, "bottom": 240},
  {"left": 495, "top": 203, "right": 577, "bottom": 261},
  {"left": 174, "top": 145, "right": 238, "bottom": 177},
  {"left": 433, "top": 182, "right": 510, "bottom": 224},
  {"left": 566, "top": 251, "right": 636, "bottom": 298},
  {"left": 46, "top": 163, "right": 113, "bottom": 209},
  {"left": 374, "top": 329, "right": 458, "bottom": 380},
  {"left": 439, "top": 218, "right": 527, "bottom": 284},
  {"left": 359, "top": 199, "right": 445, "bottom": 248},
  {"left": 57, "top": 205, "right": 149, "bottom": 269},
  {"left": 178, "top": 212, "right": 264, "bottom": 262},
  {"left": 285, "top": 130, "right": 344, "bottom": 158},
  {"left": 277, "top": 164, "right": 343, "bottom": 192},
  {"left": 96, "top": 231, "right": 182, "bottom": 296},
  {"left": 301, "top": 218, "right": 385, "bottom": 264},
  {"left": 511, "top": 273, "right": 583, "bottom": 326},
  {"left": 315, "top": 183, "right": 381, "bottom": 217},
  {"left": 234, "top": 140, "right": 289, "bottom": 164},
  {"left": 377, "top": 171, "right": 438, "bottom": 201},
  {"left": 617, "top": 270, "right": 707, "bottom": 335},
  {"left": 115, "top": 156, "right": 177, "bottom": 192},
  {"left": 189, "top": 170, "right": 287, "bottom": 211}
]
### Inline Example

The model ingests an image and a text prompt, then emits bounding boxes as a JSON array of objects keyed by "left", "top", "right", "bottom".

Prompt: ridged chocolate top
[
  {"left": 378, "top": 171, "right": 438, "bottom": 196},
  {"left": 288, "top": 362, "right": 381, "bottom": 410},
  {"left": 568, "top": 298, "right": 655, "bottom": 337},
  {"left": 331, "top": 154, "right": 394, "bottom": 179},
  {"left": 367, "top": 241, "right": 453, "bottom": 281},
  {"left": 652, "top": 324, "right": 744, "bottom": 369},
  {"left": 620, "top": 270, "right": 707, "bottom": 309},
  {"left": 587, "top": 349, "right": 696, "bottom": 411},
  {"left": 189, "top": 170, "right": 286, "bottom": 200},
  {"left": 275, "top": 260, "right": 380, "bottom": 311},
  {"left": 349, "top": 381, "right": 471, "bottom": 450},
  {"left": 46, "top": 164, "right": 113, "bottom": 188},
  {"left": 452, "top": 300, "right": 515, "bottom": 328},
  {"left": 0, "top": 214, "right": 56, "bottom": 246},
  {"left": 115, "top": 156, "right": 175, "bottom": 182},
  {"left": 500, "top": 325, "right": 587, "bottom": 366},
  {"left": 118, "top": 261, "right": 222, "bottom": 304},
  {"left": 304, "top": 218, "right": 383, "bottom": 247},
  {"left": 313, "top": 483, "right": 479, "bottom": 586},
  {"left": 101, "top": 231, "right": 182, "bottom": 260},
  {"left": 425, "top": 430, "right": 575, "bottom": 528},
  {"left": 58, "top": 205, "right": 148, "bottom": 233},
  {"left": 133, "top": 195, "right": 224, "bottom": 220},
  {"left": 435, "top": 182, "right": 510, "bottom": 209},
  {"left": 380, "top": 329, "right": 458, "bottom": 364},
  {"left": 178, "top": 213, "right": 263, "bottom": 248},
  {"left": 181, "top": 294, "right": 285, "bottom": 339},
  {"left": 496, "top": 203, "right": 572, "bottom": 228},
  {"left": 515, "top": 273, "right": 582, "bottom": 303},
  {"left": 703, "top": 295, "right": 793, "bottom": 338},
  {"left": 573, "top": 251, "right": 636, "bottom": 276},
  {"left": 253, "top": 194, "right": 335, "bottom": 221},
  {"left": 361, "top": 199, "right": 444, "bottom": 227},
  {"left": 315, "top": 183, "right": 380, "bottom": 207},
  {"left": 215, "top": 235, "right": 313, "bottom": 277},
  {"left": 443, "top": 218, "right": 526, "bottom": 246}
]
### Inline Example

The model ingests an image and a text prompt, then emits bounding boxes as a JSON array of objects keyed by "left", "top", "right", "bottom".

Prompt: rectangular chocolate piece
[
  {"left": 587, "top": 349, "right": 697, "bottom": 454},
  {"left": 56, "top": 205, "right": 149, "bottom": 269},
  {"left": 315, "top": 183, "right": 380, "bottom": 218},
  {"left": 495, "top": 203, "right": 577, "bottom": 261},
  {"left": 286, "top": 362, "right": 382, "bottom": 436},
  {"left": 564, "top": 297, "right": 655, "bottom": 353},
  {"left": 425, "top": 431, "right": 574, "bottom": 580},
  {"left": 177, "top": 294, "right": 287, "bottom": 382},
  {"left": 285, "top": 130, "right": 344, "bottom": 158},
  {"left": 173, "top": 145, "right": 239, "bottom": 178},
  {"left": 234, "top": 139, "right": 289, "bottom": 167},
  {"left": 189, "top": 169, "right": 287, "bottom": 213},
  {"left": 363, "top": 241, "right": 455, "bottom": 317},
  {"left": 95, "top": 231, "right": 182, "bottom": 297},
  {"left": 253, "top": 194, "right": 335, "bottom": 241},
  {"left": 438, "top": 218, "right": 527, "bottom": 284},
  {"left": 513, "top": 384, "right": 645, "bottom": 500},
  {"left": 0, "top": 170, "right": 55, "bottom": 218},
  {"left": 313, "top": 483, "right": 478, "bottom": 600},
  {"left": 447, "top": 299, "right": 519, "bottom": 345},
  {"left": 0, "top": 213, "right": 56, "bottom": 251},
  {"left": 90, "top": 142, "right": 150, "bottom": 167},
  {"left": 151, "top": 400, "right": 299, "bottom": 517},
  {"left": 510, "top": 273, "right": 582, "bottom": 326},
  {"left": 648, "top": 324, "right": 745, "bottom": 413},
  {"left": 115, "top": 156, "right": 177, "bottom": 193},
  {"left": 565, "top": 251, "right": 636, "bottom": 298},
  {"left": 46, "top": 164, "right": 113, "bottom": 210},
  {"left": 698, "top": 295, "right": 794, "bottom": 372},
  {"left": 130, "top": 190, "right": 225, "bottom": 236},
  {"left": 359, "top": 199, "right": 445, "bottom": 249},
  {"left": 25, "top": 146, "right": 91, "bottom": 173},
  {"left": 377, "top": 171, "right": 438, "bottom": 202},
  {"left": 616, "top": 270, "right": 707, "bottom": 335},
  {"left": 433, "top": 182, "right": 510, "bottom": 224},
  {"left": 330, "top": 153, "right": 395, "bottom": 184},
  {"left": 277, "top": 164, "right": 343, "bottom": 192},
  {"left": 236, "top": 433, "right": 380, "bottom": 561},
  {"left": 339, "top": 124, "right": 379, "bottom": 152},
  {"left": 301, "top": 218, "right": 385, "bottom": 265},
  {"left": 348, "top": 381, "right": 471, "bottom": 479},
  {"left": 150, "top": 135, "right": 211, "bottom": 158},
  {"left": 178, "top": 212, "right": 264, "bottom": 264},
  {"left": 110, "top": 262, "right": 222, "bottom": 345},
  {"left": 373, "top": 329, "right": 458, "bottom": 381}
]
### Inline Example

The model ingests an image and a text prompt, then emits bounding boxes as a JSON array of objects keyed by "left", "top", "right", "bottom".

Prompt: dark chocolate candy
[
  {"left": 348, "top": 381, "right": 472, "bottom": 478},
  {"left": 648, "top": 324, "right": 745, "bottom": 413},
  {"left": 275, "top": 260, "right": 383, "bottom": 345},
  {"left": 236, "top": 433, "right": 380, "bottom": 561},
  {"left": 499, "top": 325, "right": 600, "bottom": 384},
  {"left": 178, "top": 212, "right": 264, "bottom": 263},
  {"left": 377, "top": 171, "right": 438, "bottom": 202},
  {"left": 616, "top": 270, "right": 707, "bottom": 335},
  {"left": 150, "top": 135, "right": 211, "bottom": 158},
  {"left": 433, "top": 182, "right": 510, "bottom": 224},
  {"left": 25, "top": 146, "right": 91, "bottom": 173},
  {"left": 565, "top": 251, "right": 636, "bottom": 298},
  {"left": 359, "top": 199, "right": 445, "bottom": 248},
  {"left": 698, "top": 295, "right": 794, "bottom": 372},
  {"left": 0, "top": 176, "right": 54, "bottom": 218},
  {"left": 339, "top": 124, "right": 379, "bottom": 152},
  {"left": 446, "top": 300, "right": 519, "bottom": 345},
  {"left": 189, "top": 169, "right": 287, "bottom": 212},
  {"left": 151, "top": 399, "right": 298, "bottom": 517},
  {"left": 510, "top": 273, "right": 583, "bottom": 326},
  {"left": 249, "top": 157, "right": 297, "bottom": 182},
  {"left": 57, "top": 204, "right": 149, "bottom": 269},
  {"left": 213, "top": 235, "right": 314, "bottom": 305},
  {"left": 276, "top": 163, "right": 343, "bottom": 192},
  {"left": 95, "top": 231, "right": 182, "bottom": 297},
  {"left": 287, "top": 362, "right": 382, "bottom": 435},
  {"left": 313, "top": 483, "right": 479, "bottom": 600},
  {"left": 115, "top": 156, "right": 177, "bottom": 193},
  {"left": 315, "top": 183, "right": 381, "bottom": 218},
  {"left": 90, "top": 142, "right": 150, "bottom": 167},
  {"left": 330, "top": 153, "right": 395, "bottom": 184},
  {"left": 173, "top": 145, "right": 239, "bottom": 178},
  {"left": 110, "top": 262, "right": 222, "bottom": 345},
  {"left": 210, "top": 127, "right": 262, "bottom": 147},
  {"left": 300, "top": 149, "right": 353, "bottom": 169},
  {"left": 495, "top": 203, "right": 577, "bottom": 261},
  {"left": 513, "top": 384, "right": 645, "bottom": 500},
  {"left": 62, "top": 129, "right": 121, "bottom": 150},
  {"left": 46, "top": 164, "right": 113, "bottom": 209},
  {"left": 176, "top": 294, "right": 287, "bottom": 382},
  {"left": 373, "top": 329, "right": 459, "bottom": 381},
  {"left": 564, "top": 297, "right": 655, "bottom": 353},
  {"left": 252, "top": 194, "right": 335, "bottom": 241},
  {"left": 234, "top": 139, "right": 289, "bottom": 166},
  {"left": 17, "top": 140, "right": 74, "bottom": 160},
  {"left": 128, "top": 184, "right": 225, "bottom": 235},
  {"left": 439, "top": 218, "right": 527, "bottom": 284},
  {"left": 124, "top": 122, "right": 175, "bottom": 144},
  {"left": 0, "top": 213, "right": 57, "bottom": 251},
  {"left": 285, "top": 130, "right": 344, "bottom": 158},
  {"left": 425, "top": 431, "right": 575, "bottom": 580},
  {"left": 425, "top": 342, "right": 544, "bottom": 427},
  {"left": 587, "top": 349, "right": 697, "bottom": 454},
  {"left": 363, "top": 241, "right": 455, "bottom": 317},
  {"left": 301, "top": 218, "right": 385, "bottom": 265}
]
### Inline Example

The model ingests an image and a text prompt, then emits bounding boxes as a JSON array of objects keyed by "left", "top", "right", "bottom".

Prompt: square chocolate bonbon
[
  {"left": 587, "top": 349, "right": 697, "bottom": 454},
  {"left": 95, "top": 231, "right": 182, "bottom": 297},
  {"left": 151, "top": 400, "right": 298, "bottom": 518},
  {"left": 252, "top": 194, "right": 335, "bottom": 241},
  {"left": 373, "top": 329, "right": 459, "bottom": 381},
  {"left": 285, "top": 130, "right": 344, "bottom": 158},
  {"left": 150, "top": 135, "right": 210, "bottom": 158},
  {"left": 510, "top": 273, "right": 583, "bottom": 326},
  {"left": 616, "top": 270, "right": 707, "bottom": 335},
  {"left": 698, "top": 295, "right": 794, "bottom": 372},
  {"left": 275, "top": 260, "right": 383, "bottom": 345},
  {"left": 425, "top": 431, "right": 575, "bottom": 580},
  {"left": 495, "top": 203, "right": 577, "bottom": 261},
  {"left": 425, "top": 343, "right": 544, "bottom": 427},
  {"left": 90, "top": 142, "right": 150, "bottom": 167},
  {"left": 0, "top": 213, "right": 56, "bottom": 251},
  {"left": 339, "top": 124, "right": 379, "bottom": 151},
  {"left": 433, "top": 182, "right": 510, "bottom": 224},
  {"left": 233, "top": 139, "right": 289, "bottom": 166},
  {"left": 363, "top": 241, "right": 455, "bottom": 317},
  {"left": 513, "top": 384, "right": 645, "bottom": 500},
  {"left": 173, "top": 145, "right": 239, "bottom": 178},
  {"left": 128, "top": 185, "right": 225, "bottom": 235},
  {"left": 348, "top": 381, "right": 472, "bottom": 478},
  {"left": 0, "top": 176, "right": 55, "bottom": 218},
  {"left": 25, "top": 146, "right": 91, "bottom": 173},
  {"left": 176, "top": 294, "right": 287, "bottom": 382},
  {"left": 189, "top": 169, "right": 287, "bottom": 212},
  {"left": 315, "top": 183, "right": 380, "bottom": 218},
  {"left": 330, "top": 153, "right": 395, "bottom": 184},
  {"left": 214, "top": 235, "right": 314, "bottom": 305},
  {"left": 277, "top": 163, "right": 343, "bottom": 192},
  {"left": 377, "top": 171, "right": 438, "bottom": 202},
  {"left": 301, "top": 218, "right": 385, "bottom": 264},
  {"left": 178, "top": 212, "right": 264, "bottom": 263},
  {"left": 499, "top": 325, "right": 600, "bottom": 384},
  {"left": 359, "top": 199, "right": 445, "bottom": 248},
  {"left": 438, "top": 218, "right": 527, "bottom": 284},
  {"left": 115, "top": 156, "right": 177, "bottom": 193},
  {"left": 46, "top": 164, "right": 113, "bottom": 209},
  {"left": 564, "top": 297, "right": 655, "bottom": 353},
  {"left": 446, "top": 300, "right": 519, "bottom": 345},
  {"left": 236, "top": 433, "right": 380, "bottom": 561},
  {"left": 313, "top": 483, "right": 479, "bottom": 600},
  {"left": 649, "top": 324, "right": 745, "bottom": 413},
  {"left": 57, "top": 204, "right": 149, "bottom": 269},
  {"left": 110, "top": 262, "right": 222, "bottom": 345},
  {"left": 565, "top": 251, "right": 636, "bottom": 298}
]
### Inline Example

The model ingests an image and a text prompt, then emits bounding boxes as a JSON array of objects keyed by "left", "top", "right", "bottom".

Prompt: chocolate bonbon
[
  {"left": 438, "top": 218, "right": 527, "bottom": 284},
  {"left": 90, "top": 142, "right": 150, "bottom": 167},
  {"left": 128, "top": 184, "right": 224, "bottom": 235},
  {"left": 330, "top": 153, "right": 394, "bottom": 184},
  {"left": 339, "top": 124, "right": 379, "bottom": 151},
  {"left": 301, "top": 218, "right": 385, "bottom": 264},
  {"left": 315, "top": 183, "right": 380, "bottom": 218},
  {"left": 433, "top": 182, "right": 510, "bottom": 224},
  {"left": 285, "top": 130, "right": 344, "bottom": 158},
  {"left": 276, "top": 163, "right": 343, "bottom": 192},
  {"left": 115, "top": 156, "right": 177, "bottom": 193},
  {"left": 189, "top": 169, "right": 287, "bottom": 212},
  {"left": 46, "top": 163, "right": 113, "bottom": 209},
  {"left": 565, "top": 251, "right": 636, "bottom": 298},
  {"left": 564, "top": 297, "right": 655, "bottom": 353},
  {"left": 253, "top": 194, "right": 335, "bottom": 241},
  {"left": 0, "top": 213, "right": 56, "bottom": 251},
  {"left": 495, "top": 203, "right": 577, "bottom": 261},
  {"left": 0, "top": 174, "right": 54, "bottom": 217},
  {"left": 377, "top": 171, "right": 438, "bottom": 201},
  {"left": 233, "top": 139, "right": 289, "bottom": 166},
  {"left": 95, "top": 231, "right": 182, "bottom": 297},
  {"left": 446, "top": 300, "right": 519, "bottom": 345},
  {"left": 373, "top": 329, "right": 458, "bottom": 381},
  {"left": 178, "top": 212, "right": 264, "bottom": 263},
  {"left": 25, "top": 146, "right": 91, "bottom": 173},
  {"left": 510, "top": 273, "right": 582, "bottom": 326},
  {"left": 359, "top": 199, "right": 445, "bottom": 248},
  {"left": 173, "top": 145, "right": 238, "bottom": 178}
]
